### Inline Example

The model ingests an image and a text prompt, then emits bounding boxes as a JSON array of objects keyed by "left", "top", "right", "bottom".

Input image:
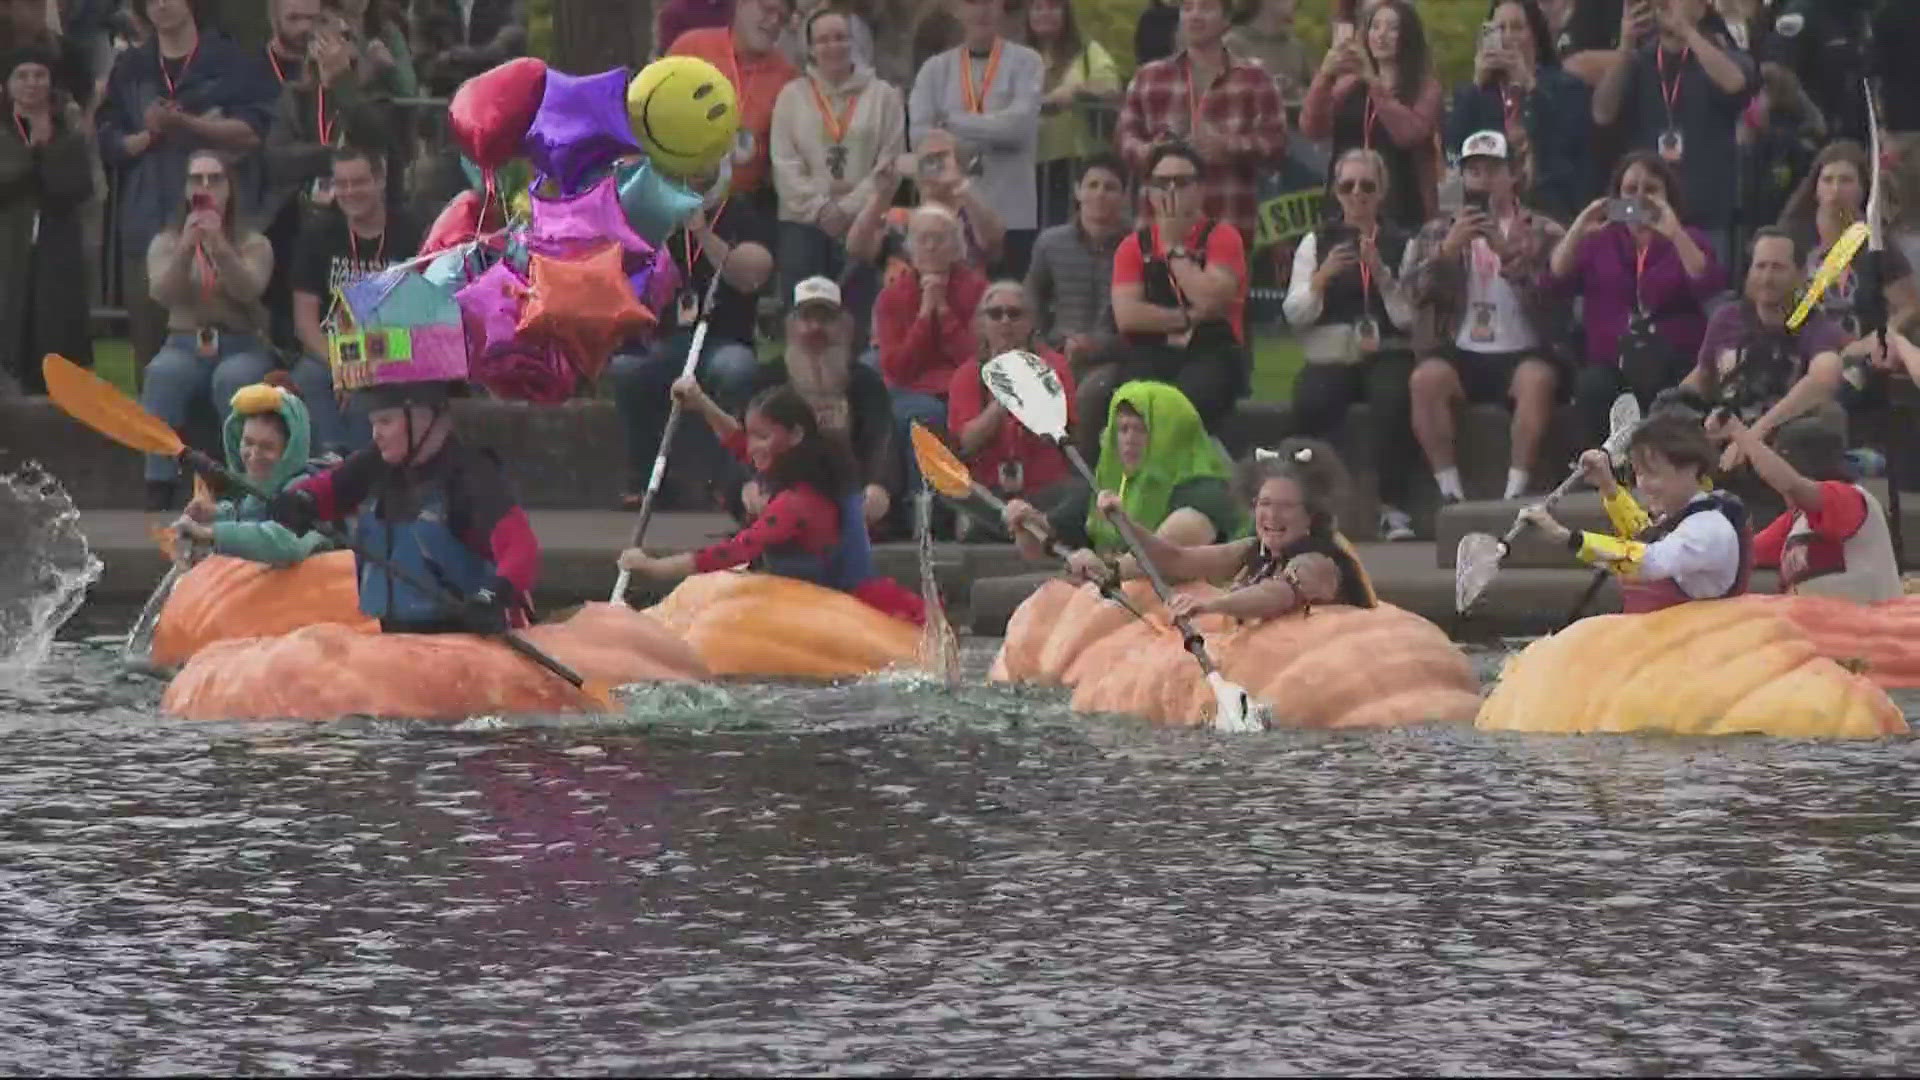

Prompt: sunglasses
[
  {"left": 982, "top": 306, "right": 1027, "bottom": 321},
  {"left": 1148, "top": 174, "right": 1198, "bottom": 191},
  {"left": 1336, "top": 178, "right": 1379, "bottom": 195}
]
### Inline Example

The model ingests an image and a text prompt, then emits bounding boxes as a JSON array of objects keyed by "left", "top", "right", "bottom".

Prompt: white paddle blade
[
  {"left": 1455, "top": 531, "right": 1506, "bottom": 612},
  {"left": 1207, "top": 672, "right": 1266, "bottom": 733},
  {"left": 1602, "top": 393, "right": 1642, "bottom": 461},
  {"left": 982, "top": 350, "right": 1070, "bottom": 442}
]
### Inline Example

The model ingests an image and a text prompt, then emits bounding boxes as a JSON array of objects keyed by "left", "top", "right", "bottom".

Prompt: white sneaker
[{"left": 1378, "top": 506, "right": 1416, "bottom": 542}]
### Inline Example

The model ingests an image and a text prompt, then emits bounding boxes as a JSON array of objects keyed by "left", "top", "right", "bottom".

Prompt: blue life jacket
[
  {"left": 759, "top": 486, "right": 873, "bottom": 592},
  {"left": 352, "top": 477, "right": 496, "bottom": 628}
]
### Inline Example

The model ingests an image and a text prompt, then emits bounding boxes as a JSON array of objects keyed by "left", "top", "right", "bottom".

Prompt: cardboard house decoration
[{"left": 327, "top": 269, "right": 469, "bottom": 390}]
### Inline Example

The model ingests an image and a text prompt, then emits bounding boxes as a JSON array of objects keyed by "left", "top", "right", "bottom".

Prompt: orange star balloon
[{"left": 517, "top": 243, "right": 655, "bottom": 383}]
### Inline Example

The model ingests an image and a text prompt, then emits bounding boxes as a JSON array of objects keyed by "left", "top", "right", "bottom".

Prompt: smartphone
[
  {"left": 1606, "top": 197, "right": 1651, "bottom": 226},
  {"left": 917, "top": 150, "right": 948, "bottom": 180},
  {"left": 1463, "top": 189, "right": 1492, "bottom": 215},
  {"left": 1331, "top": 20, "right": 1356, "bottom": 49},
  {"left": 190, "top": 192, "right": 213, "bottom": 212},
  {"left": 1321, "top": 222, "right": 1358, "bottom": 252},
  {"left": 1479, "top": 21, "right": 1502, "bottom": 53}
]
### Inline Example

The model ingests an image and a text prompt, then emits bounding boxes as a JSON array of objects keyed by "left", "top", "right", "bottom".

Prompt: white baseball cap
[
  {"left": 793, "top": 276, "right": 842, "bottom": 309},
  {"left": 1459, "top": 130, "right": 1509, "bottom": 162}
]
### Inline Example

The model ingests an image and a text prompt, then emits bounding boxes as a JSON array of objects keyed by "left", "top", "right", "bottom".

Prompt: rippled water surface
[{"left": 4, "top": 631, "right": 1920, "bottom": 1076}]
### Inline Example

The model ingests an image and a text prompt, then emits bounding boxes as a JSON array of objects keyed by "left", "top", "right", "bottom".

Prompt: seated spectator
[
  {"left": 946, "top": 280, "right": 1078, "bottom": 541},
  {"left": 1, "top": 45, "right": 94, "bottom": 395},
  {"left": 607, "top": 189, "right": 775, "bottom": 510},
  {"left": 1104, "top": 142, "right": 1249, "bottom": 442},
  {"left": 1407, "top": 130, "right": 1567, "bottom": 505},
  {"left": 288, "top": 147, "right": 418, "bottom": 455},
  {"left": 1026, "top": 153, "right": 1126, "bottom": 457},
  {"left": 1025, "top": 0, "right": 1118, "bottom": 229},
  {"left": 323, "top": 0, "right": 418, "bottom": 97},
  {"left": 737, "top": 277, "right": 905, "bottom": 539},
  {"left": 908, "top": 0, "right": 1042, "bottom": 276},
  {"left": 1284, "top": 147, "right": 1417, "bottom": 540},
  {"left": 1446, "top": 0, "right": 1594, "bottom": 223},
  {"left": 1300, "top": 0, "right": 1442, "bottom": 232},
  {"left": 769, "top": 5, "right": 905, "bottom": 289},
  {"left": 412, "top": 0, "right": 524, "bottom": 98},
  {"left": 1001, "top": 380, "right": 1243, "bottom": 581},
  {"left": 138, "top": 149, "right": 277, "bottom": 510},
  {"left": 777, "top": 0, "right": 873, "bottom": 72},
  {"left": 1591, "top": 0, "right": 1754, "bottom": 269},
  {"left": 98, "top": 0, "right": 276, "bottom": 379},
  {"left": 670, "top": 0, "right": 798, "bottom": 206},
  {"left": 874, "top": 203, "right": 986, "bottom": 444},
  {"left": 1777, "top": 140, "right": 1920, "bottom": 344},
  {"left": 846, "top": 126, "right": 1005, "bottom": 280},
  {"left": 1225, "top": 0, "right": 1314, "bottom": 116},
  {"left": 1548, "top": 150, "right": 1725, "bottom": 443},
  {"left": 1707, "top": 411, "right": 1901, "bottom": 603},
  {"left": 1115, "top": 0, "right": 1284, "bottom": 248}
]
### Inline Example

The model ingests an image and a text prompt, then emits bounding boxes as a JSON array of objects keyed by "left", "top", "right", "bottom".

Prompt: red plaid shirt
[{"left": 1115, "top": 49, "right": 1287, "bottom": 242}]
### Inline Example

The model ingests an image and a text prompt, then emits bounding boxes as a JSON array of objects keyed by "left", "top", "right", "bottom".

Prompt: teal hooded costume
[{"left": 206, "top": 384, "right": 334, "bottom": 566}]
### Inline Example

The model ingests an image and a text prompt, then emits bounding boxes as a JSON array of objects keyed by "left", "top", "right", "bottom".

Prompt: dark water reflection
[{"left": 2, "top": 638, "right": 1919, "bottom": 1075}]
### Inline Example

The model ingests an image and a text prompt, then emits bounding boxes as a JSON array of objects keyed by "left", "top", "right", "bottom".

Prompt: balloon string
[{"left": 478, "top": 171, "right": 497, "bottom": 243}]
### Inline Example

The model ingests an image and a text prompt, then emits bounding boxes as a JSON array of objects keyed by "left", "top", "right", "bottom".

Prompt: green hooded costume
[
  {"left": 1083, "top": 381, "right": 1244, "bottom": 552},
  {"left": 207, "top": 385, "right": 334, "bottom": 566}
]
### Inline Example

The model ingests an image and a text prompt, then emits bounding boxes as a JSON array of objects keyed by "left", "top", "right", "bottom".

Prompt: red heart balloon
[
  {"left": 418, "top": 190, "right": 505, "bottom": 256},
  {"left": 449, "top": 57, "right": 549, "bottom": 171}
]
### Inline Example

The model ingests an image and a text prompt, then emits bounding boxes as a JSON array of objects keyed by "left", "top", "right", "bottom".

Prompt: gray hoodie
[
  {"left": 769, "top": 63, "right": 907, "bottom": 227},
  {"left": 908, "top": 38, "right": 1043, "bottom": 231}
]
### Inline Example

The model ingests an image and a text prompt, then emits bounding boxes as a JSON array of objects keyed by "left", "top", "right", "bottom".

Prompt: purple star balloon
[
  {"left": 454, "top": 259, "right": 530, "bottom": 361},
  {"left": 527, "top": 175, "right": 655, "bottom": 273},
  {"left": 521, "top": 67, "right": 642, "bottom": 197}
]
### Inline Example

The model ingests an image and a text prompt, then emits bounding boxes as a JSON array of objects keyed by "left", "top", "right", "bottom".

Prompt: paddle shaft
[
  {"left": 611, "top": 269, "right": 728, "bottom": 604},
  {"left": 961, "top": 479, "right": 1149, "bottom": 621}
]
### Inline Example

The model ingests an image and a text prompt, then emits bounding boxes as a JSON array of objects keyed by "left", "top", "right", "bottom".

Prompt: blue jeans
[
  {"left": 608, "top": 336, "right": 763, "bottom": 495},
  {"left": 139, "top": 333, "right": 275, "bottom": 482},
  {"left": 288, "top": 354, "right": 371, "bottom": 455},
  {"left": 890, "top": 388, "right": 948, "bottom": 491}
]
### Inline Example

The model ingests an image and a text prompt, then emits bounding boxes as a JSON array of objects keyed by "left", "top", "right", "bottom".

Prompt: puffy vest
[
  {"left": 759, "top": 487, "right": 873, "bottom": 592},
  {"left": 352, "top": 477, "right": 496, "bottom": 629},
  {"left": 1620, "top": 492, "right": 1753, "bottom": 614},
  {"left": 1781, "top": 483, "right": 1902, "bottom": 603}
]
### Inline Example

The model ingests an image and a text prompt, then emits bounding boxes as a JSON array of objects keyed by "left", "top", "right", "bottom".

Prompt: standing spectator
[
  {"left": 1116, "top": 0, "right": 1285, "bottom": 248},
  {"left": 260, "top": 0, "right": 315, "bottom": 88},
  {"left": 1224, "top": 0, "right": 1313, "bottom": 115},
  {"left": 874, "top": 203, "right": 987, "bottom": 445},
  {"left": 1776, "top": 140, "right": 1920, "bottom": 344},
  {"left": 769, "top": 4, "right": 904, "bottom": 289},
  {"left": 287, "top": 147, "right": 416, "bottom": 454},
  {"left": 1591, "top": 0, "right": 1755, "bottom": 270},
  {"left": 1447, "top": 0, "right": 1594, "bottom": 223},
  {"left": 908, "top": 0, "right": 1041, "bottom": 277},
  {"left": 654, "top": 0, "right": 732, "bottom": 62},
  {"left": 137, "top": 148, "right": 276, "bottom": 509},
  {"left": 1300, "top": 0, "right": 1441, "bottom": 232},
  {"left": 412, "top": 0, "right": 524, "bottom": 98},
  {"left": 1406, "top": 130, "right": 1567, "bottom": 505},
  {"left": 607, "top": 190, "right": 776, "bottom": 510},
  {"left": 1284, "top": 147, "right": 1417, "bottom": 541},
  {"left": 1106, "top": 141, "right": 1248, "bottom": 442},
  {"left": 1026, "top": 153, "right": 1126, "bottom": 375},
  {"left": 669, "top": 0, "right": 798, "bottom": 206},
  {"left": 1023, "top": 0, "right": 1117, "bottom": 230},
  {"left": 1133, "top": 0, "right": 1179, "bottom": 69},
  {"left": 323, "top": 0, "right": 416, "bottom": 97},
  {"left": 1737, "top": 61, "right": 1825, "bottom": 239},
  {"left": 1548, "top": 149, "right": 1725, "bottom": 442},
  {"left": 2, "top": 0, "right": 91, "bottom": 104},
  {"left": 946, "top": 279, "right": 1078, "bottom": 540},
  {"left": 1, "top": 44, "right": 94, "bottom": 394},
  {"left": 776, "top": 0, "right": 872, "bottom": 73},
  {"left": 97, "top": 0, "right": 277, "bottom": 380}
]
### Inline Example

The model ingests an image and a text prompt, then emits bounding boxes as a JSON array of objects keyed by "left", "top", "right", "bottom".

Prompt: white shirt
[
  {"left": 1281, "top": 231, "right": 1415, "bottom": 329},
  {"left": 1640, "top": 494, "right": 1742, "bottom": 599},
  {"left": 1455, "top": 228, "right": 1538, "bottom": 353}
]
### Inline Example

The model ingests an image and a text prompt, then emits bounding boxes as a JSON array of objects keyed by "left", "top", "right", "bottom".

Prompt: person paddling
[
  {"left": 615, "top": 378, "right": 928, "bottom": 625},
  {"left": 268, "top": 376, "right": 539, "bottom": 634},
  {"left": 1519, "top": 413, "right": 1752, "bottom": 612},
  {"left": 171, "top": 372, "right": 334, "bottom": 566}
]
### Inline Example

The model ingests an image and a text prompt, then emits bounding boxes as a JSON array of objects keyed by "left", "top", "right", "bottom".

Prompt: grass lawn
[{"left": 93, "top": 339, "right": 137, "bottom": 398}]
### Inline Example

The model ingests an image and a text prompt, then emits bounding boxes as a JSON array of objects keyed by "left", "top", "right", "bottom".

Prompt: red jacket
[
  {"left": 947, "top": 349, "right": 1076, "bottom": 494},
  {"left": 875, "top": 263, "right": 987, "bottom": 397}
]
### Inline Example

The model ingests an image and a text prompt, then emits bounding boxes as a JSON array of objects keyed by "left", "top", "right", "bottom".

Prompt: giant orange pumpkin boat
[
  {"left": 1476, "top": 597, "right": 1907, "bottom": 739},
  {"left": 991, "top": 578, "right": 1483, "bottom": 728},
  {"left": 1749, "top": 593, "right": 1920, "bottom": 690},
  {"left": 645, "top": 571, "right": 923, "bottom": 679},
  {"left": 151, "top": 551, "right": 375, "bottom": 666}
]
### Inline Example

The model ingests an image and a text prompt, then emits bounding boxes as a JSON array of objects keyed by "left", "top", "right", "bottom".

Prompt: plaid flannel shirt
[
  {"left": 1402, "top": 208, "right": 1570, "bottom": 360},
  {"left": 1115, "top": 50, "right": 1287, "bottom": 242}
]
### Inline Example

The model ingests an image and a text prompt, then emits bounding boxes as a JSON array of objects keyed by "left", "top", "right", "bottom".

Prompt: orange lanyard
[
  {"left": 315, "top": 82, "right": 335, "bottom": 146},
  {"left": 159, "top": 44, "right": 197, "bottom": 98},
  {"left": 1633, "top": 234, "right": 1653, "bottom": 311},
  {"left": 1655, "top": 46, "right": 1689, "bottom": 123},
  {"left": 958, "top": 39, "right": 1003, "bottom": 113},
  {"left": 266, "top": 44, "right": 290, "bottom": 84},
  {"left": 1362, "top": 92, "right": 1378, "bottom": 150},
  {"left": 1356, "top": 226, "right": 1378, "bottom": 312},
  {"left": 807, "top": 78, "right": 858, "bottom": 143},
  {"left": 348, "top": 227, "right": 383, "bottom": 267},
  {"left": 194, "top": 241, "right": 217, "bottom": 302},
  {"left": 1183, "top": 57, "right": 1205, "bottom": 135},
  {"left": 11, "top": 111, "right": 28, "bottom": 144},
  {"left": 682, "top": 199, "right": 729, "bottom": 271},
  {"left": 725, "top": 32, "right": 746, "bottom": 108}
]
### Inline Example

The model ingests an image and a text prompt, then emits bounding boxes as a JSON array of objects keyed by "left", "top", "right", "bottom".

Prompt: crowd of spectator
[{"left": 6, "top": 0, "right": 1920, "bottom": 547}]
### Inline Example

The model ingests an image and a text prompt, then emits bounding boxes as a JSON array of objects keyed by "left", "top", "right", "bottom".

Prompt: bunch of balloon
[{"left": 414, "top": 55, "right": 743, "bottom": 403}]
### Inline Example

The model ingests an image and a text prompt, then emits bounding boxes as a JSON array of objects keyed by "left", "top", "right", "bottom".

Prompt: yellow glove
[
  {"left": 1573, "top": 531, "right": 1646, "bottom": 576},
  {"left": 1600, "top": 487, "right": 1651, "bottom": 539}
]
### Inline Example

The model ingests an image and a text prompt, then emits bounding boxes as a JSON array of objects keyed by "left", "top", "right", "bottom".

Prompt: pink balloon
[
  {"left": 454, "top": 260, "right": 528, "bottom": 359},
  {"left": 526, "top": 175, "right": 654, "bottom": 271},
  {"left": 450, "top": 57, "right": 549, "bottom": 171}
]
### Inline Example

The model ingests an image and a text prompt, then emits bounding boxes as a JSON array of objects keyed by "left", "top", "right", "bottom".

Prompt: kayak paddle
[
  {"left": 909, "top": 421, "right": 1147, "bottom": 622},
  {"left": 979, "top": 350, "right": 1264, "bottom": 733},
  {"left": 1454, "top": 392, "right": 1641, "bottom": 614},
  {"left": 41, "top": 353, "right": 611, "bottom": 705},
  {"left": 912, "top": 476, "right": 961, "bottom": 685}
]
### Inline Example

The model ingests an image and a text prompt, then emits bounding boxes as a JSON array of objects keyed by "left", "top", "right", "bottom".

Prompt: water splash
[{"left": 0, "top": 464, "right": 101, "bottom": 678}]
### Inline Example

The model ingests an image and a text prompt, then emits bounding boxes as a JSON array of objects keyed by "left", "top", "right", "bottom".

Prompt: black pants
[
  {"left": 1573, "top": 364, "right": 1636, "bottom": 447},
  {"left": 1291, "top": 353, "right": 1416, "bottom": 507}
]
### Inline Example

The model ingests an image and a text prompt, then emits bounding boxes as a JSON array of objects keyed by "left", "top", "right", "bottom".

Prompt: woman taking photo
[
  {"left": 1777, "top": 139, "right": 1920, "bottom": 342},
  {"left": 1445, "top": 0, "right": 1594, "bottom": 222},
  {"left": 1548, "top": 150, "right": 1726, "bottom": 443},
  {"left": 1283, "top": 148, "right": 1418, "bottom": 542},
  {"left": 1300, "top": 0, "right": 1443, "bottom": 232},
  {"left": 0, "top": 45, "right": 94, "bottom": 396},
  {"left": 1024, "top": 0, "right": 1118, "bottom": 230},
  {"left": 139, "top": 149, "right": 277, "bottom": 510}
]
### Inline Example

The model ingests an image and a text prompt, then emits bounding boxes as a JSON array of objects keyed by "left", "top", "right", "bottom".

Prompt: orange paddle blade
[
  {"left": 42, "top": 353, "right": 187, "bottom": 457},
  {"left": 909, "top": 422, "right": 973, "bottom": 500},
  {"left": 150, "top": 478, "right": 214, "bottom": 558}
]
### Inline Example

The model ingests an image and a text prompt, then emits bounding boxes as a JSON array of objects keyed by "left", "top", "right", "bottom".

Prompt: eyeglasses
[
  {"left": 1147, "top": 174, "right": 1199, "bottom": 191},
  {"left": 1336, "top": 178, "right": 1379, "bottom": 195},
  {"left": 982, "top": 306, "right": 1027, "bottom": 321}
]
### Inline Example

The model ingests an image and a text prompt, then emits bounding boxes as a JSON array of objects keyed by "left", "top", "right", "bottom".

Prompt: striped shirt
[{"left": 1024, "top": 220, "right": 1123, "bottom": 347}]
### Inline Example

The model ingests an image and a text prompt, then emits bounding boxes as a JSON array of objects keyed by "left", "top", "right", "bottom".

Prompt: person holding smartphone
[
  {"left": 1446, "top": 0, "right": 1594, "bottom": 222},
  {"left": 1300, "top": 0, "right": 1442, "bottom": 232}
]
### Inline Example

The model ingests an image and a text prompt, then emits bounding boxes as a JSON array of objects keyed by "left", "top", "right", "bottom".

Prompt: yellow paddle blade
[
  {"left": 42, "top": 353, "right": 187, "bottom": 457},
  {"left": 1788, "top": 222, "right": 1870, "bottom": 331},
  {"left": 150, "top": 478, "right": 214, "bottom": 558},
  {"left": 909, "top": 422, "right": 973, "bottom": 500}
]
